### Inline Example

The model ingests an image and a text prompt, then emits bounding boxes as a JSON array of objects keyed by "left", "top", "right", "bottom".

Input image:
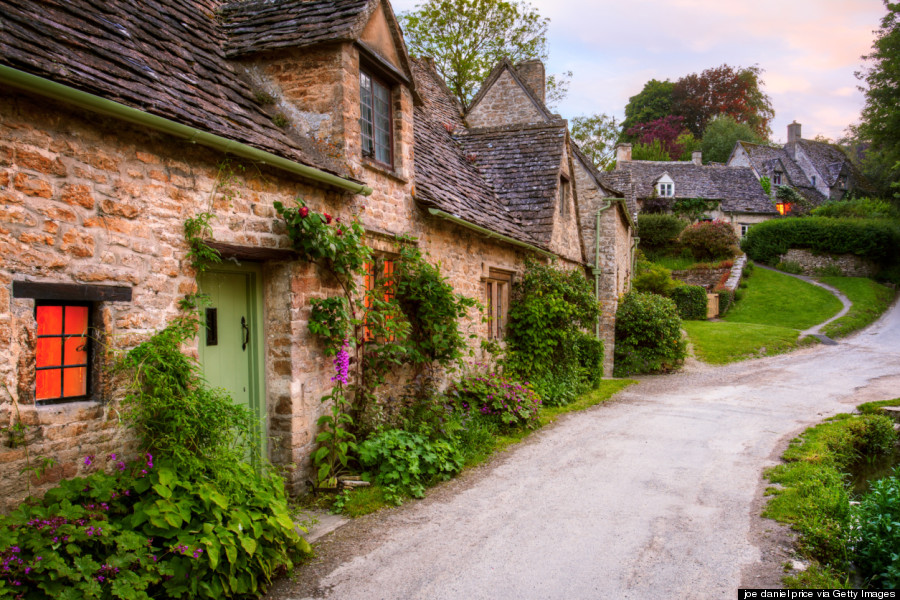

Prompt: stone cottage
[
  {"left": 609, "top": 144, "right": 776, "bottom": 237},
  {"left": 0, "top": 0, "right": 632, "bottom": 506},
  {"left": 727, "top": 121, "right": 871, "bottom": 210}
]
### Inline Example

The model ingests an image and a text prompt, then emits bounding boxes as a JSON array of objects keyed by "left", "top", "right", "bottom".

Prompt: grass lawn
[
  {"left": 723, "top": 267, "right": 843, "bottom": 329},
  {"left": 682, "top": 321, "right": 802, "bottom": 365},
  {"left": 336, "top": 379, "right": 635, "bottom": 517},
  {"left": 818, "top": 277, "right": 896, "bottom": 338}
]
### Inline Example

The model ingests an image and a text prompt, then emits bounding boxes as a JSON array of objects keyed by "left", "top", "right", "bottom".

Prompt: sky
[{"left": 390, "top": 0, "right": 886, "bottom": 143}]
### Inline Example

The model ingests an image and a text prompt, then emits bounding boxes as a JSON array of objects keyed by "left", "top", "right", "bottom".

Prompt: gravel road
[{"left": 269, "top": 299, "right": 900, "bottom": 600}]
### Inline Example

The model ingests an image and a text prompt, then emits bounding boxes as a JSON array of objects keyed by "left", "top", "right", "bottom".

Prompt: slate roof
[
  {"left": 219, "top": 0, "right": 373, "bottom": 58},
  {"left": 410, "top": 58, "right": 465, "bottom": 131},
  {"left": 788, "top": 139, "right": 852, "bottom": 188},
  {"left": 735, "top": 142, "right": 827, "bottom": 205},
  {"left": 457, "top": 124, "right": 568, "bottom": 245},
  {"left": 614, "top": 160, "right": 777, "bottom": 214},
  {"left": 0, "top": 0, "right": 353, "bottom": 178}
]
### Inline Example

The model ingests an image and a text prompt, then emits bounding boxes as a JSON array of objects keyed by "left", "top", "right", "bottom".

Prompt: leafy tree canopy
[
  {"left": 856, "top": 1, "right": 900, "bottom": 200},
  {"left": 570, "top": 113, "right": 621, "bottom": 170},
  {"left": 626, "top": 115, "right": 687, "bottom": 161},
  {"left": 672, "top": 64, "right": 774, "bottom": 138},
  {"left": 621, "top": 79, "right": 674, "bottom": 139},
  {"left": 700, "top": 114, "right": 764, "bottom": 164},
  {"left": 400, "top": 0, "right": 568, "bottom": 109}
]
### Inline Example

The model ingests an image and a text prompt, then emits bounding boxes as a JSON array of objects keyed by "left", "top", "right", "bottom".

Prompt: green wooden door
[{"left": 198, "top": 265, "right": 266, "bottom": 457}]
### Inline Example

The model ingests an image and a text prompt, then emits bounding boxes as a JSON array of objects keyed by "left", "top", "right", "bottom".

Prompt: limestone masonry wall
[
  {"left": 466, "top": 70, "right": 544, "bottom": 129},
  {"left": 780, "top": 249, "right": 878, "bottom": 277}
]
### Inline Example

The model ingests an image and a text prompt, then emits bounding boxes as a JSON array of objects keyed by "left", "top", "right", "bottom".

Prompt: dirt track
[{"left": 268, "top": 299, "right": 900, "bottom": 600}]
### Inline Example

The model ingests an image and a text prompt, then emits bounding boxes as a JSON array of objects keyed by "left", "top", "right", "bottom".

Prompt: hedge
[
  {"left": 741, "top": 217, "right": 900, "bottom": 265},
  {"left": 614, "top": 291, "right": 686, "bottom": 377},
  {"left": 671, "top": 285, "right": 707, "bottom": 320},
  {"left": 637, "top": 214, "right": 686, "bottom": 253}
]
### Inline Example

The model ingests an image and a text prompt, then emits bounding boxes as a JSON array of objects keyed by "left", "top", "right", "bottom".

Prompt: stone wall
[
  {"left": 466, "top": 69, "right": 544, "bottom": 129},
  {"left": 780, "top": 249, "right": 878, "bottom": 277},
  {"left": 671, "top": 267, "right": 731, "bottom": 290}
]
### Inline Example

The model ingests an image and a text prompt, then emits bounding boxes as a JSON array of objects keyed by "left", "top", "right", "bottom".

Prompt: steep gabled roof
[
  {"left": 734, "top": 142, "right": 827, "bottom": 205},
  {"left": 457, "top": 123, "right": 567, "bottom": 244},
  {"left": 465, "top": 58, "right": 555, "bottom": 121},
  {"left": 411, "top": 58, "right": 534, "bottom": 244},
  {"left": 789, "top": 139, "right": 853, "bottom": 188},
  {"left": 0, "top": 0, "right": 350, "bottom": 177},
  {"left": 614, "top": 161, "right": 777, "bottom": 214},
  {"left": 219, "top": 0, "right": 374, "bottom": 57}
]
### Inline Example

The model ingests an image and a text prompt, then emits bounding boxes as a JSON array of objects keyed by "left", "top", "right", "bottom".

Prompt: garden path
[{"left": 268, "top": 299, "right": 900, "bottom": 600}]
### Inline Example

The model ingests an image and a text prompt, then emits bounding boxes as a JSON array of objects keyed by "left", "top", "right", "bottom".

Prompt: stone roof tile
[{"left": 0, "top": 0, "right": 352, "bottom": 177}]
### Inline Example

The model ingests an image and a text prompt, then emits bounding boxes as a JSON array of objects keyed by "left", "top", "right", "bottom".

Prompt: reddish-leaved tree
[
  {"left": 671, "top": 64, "right": 774, "bottom": 138},
  {"left": 626, "top": 115, "right": 687, "bottom": 160}
]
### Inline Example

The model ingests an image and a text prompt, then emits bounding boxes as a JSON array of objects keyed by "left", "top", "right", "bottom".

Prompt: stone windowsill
[{"left": 361, "top": 158, "right": 408, "bottom": 184}]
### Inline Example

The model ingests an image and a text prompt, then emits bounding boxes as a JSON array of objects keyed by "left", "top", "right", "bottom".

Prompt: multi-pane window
[
  {"left": 485, "top": 270, "right": 511, "bottom": 340},
  {"left": 35, "top": 302, "right": 90, "bottom": 402},
  {"left": 360, "top": 71, "right": 392, "bottom": 166},
  {"left": 773, "top": 172, "right": 783, "bottom": 186},
  {"left": 658, "top": 182, "right": 674, "bottom": 197},
  {"left": 363, "top": 258, "right": 395, "bottom": 342}
]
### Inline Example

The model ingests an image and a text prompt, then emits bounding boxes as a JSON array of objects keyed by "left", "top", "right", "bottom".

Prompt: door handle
[{"left": 241, "top": 316, "right": 249, "bottom": 351}]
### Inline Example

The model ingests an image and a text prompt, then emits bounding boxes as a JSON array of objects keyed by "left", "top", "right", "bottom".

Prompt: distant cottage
[{"left": 0, "top": 0, "right": 633, "bottom": 504}]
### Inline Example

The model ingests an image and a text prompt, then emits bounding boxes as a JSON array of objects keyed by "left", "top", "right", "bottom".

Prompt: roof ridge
[{"left": 464, "top": 58, "right": 555, "bottom": 122}]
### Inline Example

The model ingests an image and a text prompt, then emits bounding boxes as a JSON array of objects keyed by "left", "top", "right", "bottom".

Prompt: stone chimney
[
  {"left": 615, "top": 143, "right": 632, "bottom": 166},
  {"left": 788, "top": 121, "right": 802, "bottom": 143},
  {"left": 692, "top": 150, "right": 702, "bottom": 165},
  {"left": 515, "top": 60, "right": 546, "bottom": 104}
]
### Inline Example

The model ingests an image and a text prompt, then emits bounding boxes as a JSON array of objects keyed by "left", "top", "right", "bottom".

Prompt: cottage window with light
[
  {"left": 363, "top": 257, "right": 396, "bottom": 342},
  {"left": 35, "top": 302, "right": 91, "bottom": 402},
  {"left": 360, "top": 70, "right": 392, "bottom": 166}
]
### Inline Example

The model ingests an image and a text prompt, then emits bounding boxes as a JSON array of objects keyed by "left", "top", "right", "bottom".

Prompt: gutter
[
  {"left": 426, "top": 208, "right": 555, "bottom": 258},
  {"left": 0, "top": 65, "right": 373, "bottom": 196}
]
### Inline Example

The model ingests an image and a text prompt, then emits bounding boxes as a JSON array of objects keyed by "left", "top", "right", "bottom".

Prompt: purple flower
[
  {"left": 83, "top": 455, "right": 94, "bottom": 467},
  {"left": 108, "top": 453, "right": 116, "bottom": 461},
  {"left": 117, "top": 461, "right": 126, "bottom": 472},
  {"left": 331, "top": 339, "right": 350, "bottom": 385},
  {"left": 146, "top": 453, "right": 153, "bottom": 469}
]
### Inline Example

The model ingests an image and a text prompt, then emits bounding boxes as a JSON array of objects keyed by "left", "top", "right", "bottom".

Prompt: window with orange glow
[
  {"left": 35, "top": 303, "right": 90, "bottom": 402},
  {"left": 776, "top": 202, "right": 793, "bottom": 215},
  {"left": 363, "top": 259, "right": 395, "bottom": 342}
]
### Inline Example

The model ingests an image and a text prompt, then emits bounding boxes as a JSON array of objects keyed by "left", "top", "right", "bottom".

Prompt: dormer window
[
  {"left": 773, "top": 172, "right": 782, "bottom": 185},
  {"left": 360, "top": 70, "right": 392, "bottom": 166}
]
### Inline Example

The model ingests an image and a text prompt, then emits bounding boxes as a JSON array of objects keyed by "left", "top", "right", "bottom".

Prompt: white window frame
[{"left": 658, "top": 182, "right": 674, "bottom": 197}]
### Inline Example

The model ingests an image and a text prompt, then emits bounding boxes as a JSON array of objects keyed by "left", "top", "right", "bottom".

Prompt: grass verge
[
  {"left": 818, "top": 277, "right": 896, "bottom": 338},
  {"left": 724, "top": 267, "right": 843, "bottom": 329},
  {"left": 682, "top": 321, "right": 804, "bottom": 365},
  {"left": 336, "top": 379, "right": 635, "bottom": 517},
  {"left": 762, "top": 400, "right": 900, "bottom": 588}
]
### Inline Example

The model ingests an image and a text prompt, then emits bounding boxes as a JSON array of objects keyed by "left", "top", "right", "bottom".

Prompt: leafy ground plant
[
  {"left": 0, "top": 310, "right": 309, "bottom": 599},
  {"left": 446, "top": 370, "right": 542, "bottom": 429},
  {"left": 763, "top": 407, "right": 898, "bottom": 588}
]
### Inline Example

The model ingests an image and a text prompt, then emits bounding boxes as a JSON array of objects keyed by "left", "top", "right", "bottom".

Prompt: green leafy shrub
[
  {"left": 814, "top": 265, "right": 844, "bottom": 277},
  {"left": 811, "top": 197, "right": 900, "bottom": 220},
  {"left": 678, "top": 219, "right": 740, "bottom": 261},
  {"left": 776, "top": 260, "right": 803, "bottom": 275},
  {"left": 613, "top": 291, "right": 686, "bottom": 376},
  {"left": 670, "top": 285, "right": 707, "bottom": 320},
  {"left": 715, "top": 288, "right": 734, "bottom": 316},
  {"left": 853, "top": 472, "right": 900, "bottom": 588},
  {"left": 632, "top": 258, "right": 679, "bottom": 297},
  {"left": 637, "top": 214, "right": 687, "bottom": 254},
  {"left": 358, "top": 428, "right": 462, "bottom": 504},
  {"left": 741, "top": 217, "right": 900, "bottom": 266},
  {"left": 447, "top": 371, "right": 541, "bottom": 429},
  {"left": 505, "top": 261, "right": 602, "bottom": 400},
  {"left": 0, "top": 314, "right": 307, "bottom": 598}
]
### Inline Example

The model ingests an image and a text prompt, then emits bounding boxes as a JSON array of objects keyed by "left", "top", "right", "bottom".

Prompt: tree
[
  {"left": 856, "top": 1, "right": 900, "bottom": 200},
  {"left": 632, "top": 139, "right": 671, "bottom": 161},
  {"left": 700, "top": 115, "right": 764, "bottom": 164},
  {"left": 400, "top": 0, "right": 564, "bottom": 109},
  {"left": 570, "top": 113, "right": 621, "bottom": 170},
  {"left": 626, "top": 115, "right": 687, "bottom": 160},
  {"left": 620, "top": 79, "right": 675, "bottom": 140},
  {"left": 671, "top": 64, "right": 774, "bottom": 138}
]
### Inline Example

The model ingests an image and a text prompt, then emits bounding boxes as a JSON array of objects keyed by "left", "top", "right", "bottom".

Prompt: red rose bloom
[
  {"left": 324, "top": 213, "right": 332, "bottom": 224},
  {"left": 299, "top": 206, "right": 309, "bottom": 218},
  {"left": 336, "top": 228, "right": 343, "bottom": 236}
]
